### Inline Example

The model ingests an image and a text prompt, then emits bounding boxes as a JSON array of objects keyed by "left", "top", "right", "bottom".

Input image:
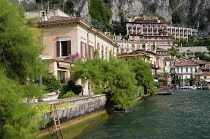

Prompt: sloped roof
[
  {"left": 39, "top": 16, "right": 119, "bottom": 47},
  {"left": 163, "top": 58, "right": 175, "bottom": 61},
  {"left": 194, "top": 72, "right": 210, "bottom": 76},
  {"left": 156, "top": 49, "right": 168, "bottom": 52},
  {"left": 175, "top": 58, "right": 198, "bottom": 67},
  {"left": 157, "top": 54, "right": 171, "bottom": 56},
  {"left": 191, "top": 59, "right": 207, "bottom": 64}
]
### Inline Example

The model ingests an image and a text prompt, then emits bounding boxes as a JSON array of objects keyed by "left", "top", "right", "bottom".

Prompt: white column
[{"left": 187, "top": 28, "right": 189, "bottom": 42}]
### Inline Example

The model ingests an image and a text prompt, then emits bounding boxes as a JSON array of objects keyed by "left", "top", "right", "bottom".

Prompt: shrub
[
  {"left": 62, "top": 91, "right": 78, "bottom": 98},
  {"left": 172, "top": 9, "right": 182, "bottom": 24},
  {"left": 43, "top": 74, "right": 62, "bottom": 92}
]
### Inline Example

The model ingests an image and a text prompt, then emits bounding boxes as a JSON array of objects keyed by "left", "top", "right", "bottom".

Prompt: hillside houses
[
  {"left": 125, "top": 18, "right": 198, "bottom": 49},
  {"left": 26, "top": 9, "right": 209, "bottom": 90}
]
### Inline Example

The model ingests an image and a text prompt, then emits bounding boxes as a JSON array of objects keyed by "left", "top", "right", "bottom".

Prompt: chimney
[
  {"left": 42, "top": 11, "right": 48, "bottom": 22},
  {"left": 46, "top": 10, "right": 51, "bottom": 19}
]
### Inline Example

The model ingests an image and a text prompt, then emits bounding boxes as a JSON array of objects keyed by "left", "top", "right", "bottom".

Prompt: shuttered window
[
  {"left": 56, "top": 40, "right": 71, "bottom": 57},
  {"left": 80, "top": 42, "right": 86, "bottom": 58},
  {"left": 88, "top": 45, "right": 94, "bottom": 59}
]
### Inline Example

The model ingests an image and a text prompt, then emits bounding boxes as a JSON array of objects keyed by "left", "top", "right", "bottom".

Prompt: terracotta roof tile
[
  {"left": 39, "top": 16, "right": 80, "bottom": 23},
  {"left": 175, "top": 58, "right": 198, "bottom": 67},
  {"left": 157, "top": 54, "right": 170, "bottom": 56},
  {"left": 194, "top": 72, "right": 210, "bottom": 76}
]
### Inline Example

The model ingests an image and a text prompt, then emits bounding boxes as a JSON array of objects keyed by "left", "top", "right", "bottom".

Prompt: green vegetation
[
  {"left": 195, "top": 52, "right": 210, "bottom": 61},
  {"left": 70, "top": 57, "right": 156, "bottom": 109},
  {"left": 89, "top": 0, "right": 112, "bottom": 31},
  {"left": 43, "top": 74, "right": 62, "bottom": 93},
  {"left": 0, "top": 0, "right": 44, "bottom": 84},
  {"left": 112, "top": 12, "right": 127, "bottom": 36},
  {"left": 168, "top": 46, "right": 182, "bottom": 58},
  {"left": 172, "top": 35, "right": 210, "bottom": 61},
  {"left": 0, "top": 0, "right": 46, "bottom": 138},
  {"left": 0, "top": 73, "right": 40, "bottom": 139},
  {"left": 62, "top": 91, "right": 78, "bottom": 98},
  {"left": 60, "top": 80, "right": 82, "bottom": 98},
  {"left": 172, "top": 9, "right": 182, "bottom": 25},
  {"left": 127, "top": 59, "right": 157, "bottom": 95},
  {"left": 172, "top": 35, "right": 210, "bottom": 47},
  {"left": 36, "top": 0, "right": 59, "bottom": 4},
  {"left": 64, "top": 0, "right": 74, "bottom": 14}
]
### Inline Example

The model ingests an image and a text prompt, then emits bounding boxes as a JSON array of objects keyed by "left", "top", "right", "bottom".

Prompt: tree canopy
[
  {"left": 127, "top": 58, "right": 157, "bottom": 95},
  {"left": 89, "top": 0, "right": 112, "bottom": 31},
  {"left": 70, "top": 57, "right": 156, "bottom": 109},
  {"left": 0, "top": 0, "right": 45, "bottom": 138},
  {"left": 0, "top": 0, "right": 43, "bottom": 84},
  {"left": 0, "top": 71, "right": 40, "bottom": 139}
]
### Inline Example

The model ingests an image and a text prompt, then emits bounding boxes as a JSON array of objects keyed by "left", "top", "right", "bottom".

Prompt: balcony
[{"left": 150, "top": 64, "right": 160, "bottom": 69}]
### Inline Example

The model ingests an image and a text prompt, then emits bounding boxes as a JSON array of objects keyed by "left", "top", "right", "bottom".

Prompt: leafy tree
[
  {"left": 112, "top": 12, "right": 127, "bottom": 36},
  {"left": 104, "top": 58, "right": 138, "bottom": 109},
  {"left": 70, "top": 58, "right": 138, "bottom": 109},
  {"left": 172, "top": 9, "right": 182, "bottom": 24},
  {"left": 64, "top": 0, "right": 74, "bottom": 14},
  {"left": 89, "top": 0, "right": 112, "bottom": 31},
  {"left": 0, "top": 71, "right": 39, "bottom": 139},
  {"left": 91, "top": 19, "right": 106, "bottom": 31},
  {"left": 127, "top": 59, "right": 157, "bottom": 95},
  {"left": 168, "top": 47, "right": 181, "bottom": 57},
  {"left": 199, "top": 20, "right": 207, "bottom": 30},
  {"left": 0, "top": 1, "right": 46, "bottom": 137},
  {"left": 0, "top": 0, "right": 43, "bottom": 84},
  {"left": 160, "top": 72, "right": 169, "bottom": 79},
  {"left": 195, "top": 52, "right": 210, "bottom": 61}
]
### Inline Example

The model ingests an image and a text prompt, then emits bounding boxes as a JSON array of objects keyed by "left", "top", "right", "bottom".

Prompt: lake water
[{"left": 75, "top": 89, "right": 210, "bottom": 139}]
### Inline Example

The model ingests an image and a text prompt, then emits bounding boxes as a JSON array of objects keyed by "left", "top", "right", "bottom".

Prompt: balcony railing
[{"left": 150, "top": 64, "right": 159, "bottom": 69}]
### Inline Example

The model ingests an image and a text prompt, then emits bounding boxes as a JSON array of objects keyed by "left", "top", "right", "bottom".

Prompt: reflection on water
[{"left": 76, "top": 90, "right": 210, "bottom": 139}]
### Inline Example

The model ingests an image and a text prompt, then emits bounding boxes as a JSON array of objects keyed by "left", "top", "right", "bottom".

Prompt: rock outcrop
[{"left": 17, "top": 0, "right": 210, "bottom": 35}]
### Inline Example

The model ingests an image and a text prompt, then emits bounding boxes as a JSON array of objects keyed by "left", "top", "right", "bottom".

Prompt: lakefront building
[
  {"left": 126, "top": 18, "right": 198, "bottom": 49},
  {"left": 174, "top": 58, "right": 199, "bottom": 86},
  {"left": 39, "top": 11, "right": 119, "bottom": 95},
  {"left": 115, "top": 40, "right": 154, "bottom": 54}
]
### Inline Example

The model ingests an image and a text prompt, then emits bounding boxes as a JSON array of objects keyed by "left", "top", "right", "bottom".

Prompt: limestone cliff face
[
  {"left": 19, "top": 0, "right": 210, "bottom": 35},
  {"left": 73, "top": 0, "right": 172, "bottom": 23}
]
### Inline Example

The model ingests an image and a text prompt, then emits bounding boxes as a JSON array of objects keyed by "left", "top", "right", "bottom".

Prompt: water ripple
[{"left": 76, "top": 90, "right": 210, "bottom": 139}]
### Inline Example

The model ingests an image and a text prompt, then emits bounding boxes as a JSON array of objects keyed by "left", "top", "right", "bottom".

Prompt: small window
[
  {"left": 81, "top": 42, "right": 86, "bottom": 58},
  {"left": 186, "top": 68, "right": 188, "bottom": 73},
  {"left": 56, "top": 40, "right": 71, "bottom": 57},
  {"left": 57, "top": 71, "right": 66, "bottom": 84},
  {"left": 61, "top": 41, "right": 67, "bottom": 56}
]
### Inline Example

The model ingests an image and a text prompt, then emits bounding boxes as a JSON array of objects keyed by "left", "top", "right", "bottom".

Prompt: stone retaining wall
[{"left": 38, "top": 94, "right": 107, "bottom": 126}]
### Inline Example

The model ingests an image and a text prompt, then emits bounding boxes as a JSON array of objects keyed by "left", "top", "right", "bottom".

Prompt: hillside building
[
  {"left": 126, "top": 18, "right": 198, "bottom": 49},
  {"left": 39, "top": 12, "right": 119, "bottom": 95}
]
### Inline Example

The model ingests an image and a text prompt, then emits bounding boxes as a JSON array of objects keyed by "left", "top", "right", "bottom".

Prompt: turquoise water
[{"left": 75, "top": 90, "right": 210, "bottom": 139}]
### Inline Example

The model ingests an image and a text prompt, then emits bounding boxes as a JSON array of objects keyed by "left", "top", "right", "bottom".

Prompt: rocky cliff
[{"left": 18, "top": 0, "right": 210, "bottom": 36}]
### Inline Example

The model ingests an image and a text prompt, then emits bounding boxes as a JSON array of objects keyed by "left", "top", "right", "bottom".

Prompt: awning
[{"left": 58, "top": 61, "right": 70, "bottom": 68}]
